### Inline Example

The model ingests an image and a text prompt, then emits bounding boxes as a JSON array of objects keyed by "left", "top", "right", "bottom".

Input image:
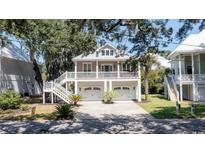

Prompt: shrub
[
  {"left": 20, "top": 104, "right": 29, "bottom": 111},
  {"left": 0, "top": 90, "right": 22, "bottom": 110},
  {"left": 55, "top": 103, "right": 73, "bottom": 119},
  {"left": 103, "top": 91, "right": 118, "bottom": 104},
  {"left": 69, "top": 94, "right": 82, "bottom": 105}
]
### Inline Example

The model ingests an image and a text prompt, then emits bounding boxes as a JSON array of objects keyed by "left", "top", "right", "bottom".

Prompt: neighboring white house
[
  {"left": 0, "top": 44, "right": 41, "bottom": 95},
  {"left": 43, "top": 43, "right": 141, "bottom": 103},
  {"left": 165, "top": 29, "right": 205, "bottom": 102}
]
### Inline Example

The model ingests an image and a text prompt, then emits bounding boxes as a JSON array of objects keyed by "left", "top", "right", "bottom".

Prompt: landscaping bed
[
  {"left": 0, "top": 103, "right": 79, "bottom": 121},
  {"left": 138, "top": 94, "right": 205, "bottom": 119}
]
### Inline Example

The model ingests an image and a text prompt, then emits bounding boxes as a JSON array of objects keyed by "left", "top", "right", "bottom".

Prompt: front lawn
[{"left": 138, "top": 94, "right": 205, "bottom": 119}]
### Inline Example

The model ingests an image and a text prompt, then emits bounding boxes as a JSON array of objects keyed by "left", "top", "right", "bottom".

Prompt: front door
[
  {"left": 102, "top": 65, "right": 113, "bottom": 77},
  {"left": 102, "top": 65, "right": 113, "bottom": 72}
]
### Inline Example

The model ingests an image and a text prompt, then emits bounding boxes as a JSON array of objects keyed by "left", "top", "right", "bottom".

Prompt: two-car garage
[{"left": 78, "top": 81, "right": 137, "bottom": 101}]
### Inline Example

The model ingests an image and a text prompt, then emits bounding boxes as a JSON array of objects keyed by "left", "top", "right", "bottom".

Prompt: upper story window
[
  {"left": 102, "top": 50, "right": 105, "bottom": 56},
  {"left": 106, "top": 50, "right": 109, "bottom": 56},
  {"left": 110, "top": 50, "right": 114, "bottom": 56},
  {"left": 101, "top": 49, "right": 114, "bottom": 56},
  {"left": 123, "top": 63, "right": 131, "bottom": 71},
  {"left": 83, "top": 63, "right": 92, "bottom": 72}
]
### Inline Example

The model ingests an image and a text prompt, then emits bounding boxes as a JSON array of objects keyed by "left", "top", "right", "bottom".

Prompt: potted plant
[
  {"left": 103, "top": 91, "right": 118, "bottom": 104},
  {"left": 69, "top": 94, "right": 82, "bottom": 105}
]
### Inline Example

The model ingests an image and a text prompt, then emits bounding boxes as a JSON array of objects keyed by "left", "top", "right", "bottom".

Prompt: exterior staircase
[
  {"left": 164, "top": 75, "right": 179, "bottom": 102},
  {"left": 43, "top": 72, "right": 73, "bottom": 104}
]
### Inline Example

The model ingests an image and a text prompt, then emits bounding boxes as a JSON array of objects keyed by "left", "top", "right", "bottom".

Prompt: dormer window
[
  {"left": 106, "top": 50, "right": 109, "bottom": 56},
  {"left": 102, "top": 50, "right": 105, "bottom": 56},
  {"left": 101, "top": 49, "right": 114, "bottom": 56},
  {"left": 110, "top": 50, "right": 114, "bottom": 56}
]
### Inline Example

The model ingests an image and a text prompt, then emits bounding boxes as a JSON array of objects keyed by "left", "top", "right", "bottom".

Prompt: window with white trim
[
  {"left": 110, "top": 50, "right": 114, "bottom": 56},
  {"left": 122, "top": 63, "right": 131, "bottom": 71},
  {"left": 102, "top": 50, "right": 105, "bottom": 56},
  {"left": 83, "top": 63, "right": 92, "bottom": 72},
  {"left": 106, "top": 50, "right": 109, "bottom": 56},
  {"left": 101, "top": 49, "right": 115, "bottom": 56}
]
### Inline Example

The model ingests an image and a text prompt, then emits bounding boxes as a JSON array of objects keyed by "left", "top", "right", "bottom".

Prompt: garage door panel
[
  {"left": 113, "top": 86, "right": 136, "bottom": 100},
  {"left": 79, "top": 86, "right": 103, "bottom": 101}
]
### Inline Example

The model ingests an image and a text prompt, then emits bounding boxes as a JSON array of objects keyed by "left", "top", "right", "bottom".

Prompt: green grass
[{"left": 138, "top": 94, "right": 205, "bottom": 119}]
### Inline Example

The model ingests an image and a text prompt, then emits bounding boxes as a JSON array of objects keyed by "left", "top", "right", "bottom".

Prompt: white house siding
[
  {"left": 200, "top": 54, "right": 205, "bottom": 74},
  {"left": 0, "top": 57, "right": 41, "bottom": 95}
]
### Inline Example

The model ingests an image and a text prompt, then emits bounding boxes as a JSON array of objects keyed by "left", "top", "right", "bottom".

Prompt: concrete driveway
[{"left": 75, "top": 101, "right": 152, "bottom": 119}]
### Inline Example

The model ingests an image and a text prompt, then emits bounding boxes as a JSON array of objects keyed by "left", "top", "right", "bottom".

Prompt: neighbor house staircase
[
  {"left": 43, "top": 72, "right": 73, "bottom": 104},
  {"left": 164, "top": 75, "right": 179, "bottom": 102}
]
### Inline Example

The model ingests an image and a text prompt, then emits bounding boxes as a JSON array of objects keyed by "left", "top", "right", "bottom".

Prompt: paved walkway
[{"left": 0, "top": 101, "right": 205, "bottom": 133}]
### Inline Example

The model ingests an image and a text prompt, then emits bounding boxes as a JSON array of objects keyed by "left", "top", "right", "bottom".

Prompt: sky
[{"left": 108, "top": 19, "right": 201, "bottom": 53}]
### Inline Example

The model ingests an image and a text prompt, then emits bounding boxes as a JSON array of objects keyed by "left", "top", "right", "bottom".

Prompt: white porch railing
[
  {"left": 174, "top": 74, "right": 205, "bottom": 82},
  {"left": 43, "top": 81, "right": 53, "bottom": 91},
  {"left": 63, "top": 71, "right": 138, "bottom": 79}
]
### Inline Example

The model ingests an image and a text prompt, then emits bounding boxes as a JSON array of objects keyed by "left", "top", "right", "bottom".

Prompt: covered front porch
[{"left": 170, "top": 53, "right": 205, "bottom": 101}]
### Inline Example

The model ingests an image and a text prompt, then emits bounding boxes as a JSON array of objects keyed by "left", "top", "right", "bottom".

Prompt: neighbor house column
[
  {"left": 117, "top": 61, "right": 120, "bottom": 78},
  {"left": 74, "top": 61, "right": 77, "bottom": 79},
  {"left": 74, "top": 81, "right": 78, "bottom": 94},
  {"left": 179, "top": 55, "right": 183, "bottom": 101},
  {"left": 191, "top": 53, "right": 196, "bottom": 101},
  {"left": 96, "top": 60, "right": 99, "bottom": 79},
  {"left": 191, "top": 53, "right": 195, "bottom": 81},
  {"left": 138, "top": 61, "right": 141, "bottom": 102},
  {"left": 198, "top": 54, "right": 201, "bottom": 75}
]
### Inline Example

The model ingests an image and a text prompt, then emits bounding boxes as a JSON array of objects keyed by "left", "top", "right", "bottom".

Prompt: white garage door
[
  {"left": 198, "top": 87, "right": 205, "bottom": 101},
  {"left": 113, "top": 86, "right": 136, "bottom": 100},
  {"left": 80, "top": 86, "right": 103, "bottom": 101}
]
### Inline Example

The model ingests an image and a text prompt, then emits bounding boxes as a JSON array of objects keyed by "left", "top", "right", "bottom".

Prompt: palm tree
[{"left": 139, "top": 53, "right": 160, "bottom": 101}]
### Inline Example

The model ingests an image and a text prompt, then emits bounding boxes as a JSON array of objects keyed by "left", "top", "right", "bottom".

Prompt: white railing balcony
[
  {"left": 66, "top": 71, "right": 138, "bottom": 80},
  {"left": 174, "top": 74, "right": 205, "bottom": 82},
  {"left": 43, "top": 81, "right": 53, "bottom": 91}
]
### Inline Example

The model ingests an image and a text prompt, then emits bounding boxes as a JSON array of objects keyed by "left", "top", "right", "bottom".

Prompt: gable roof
[
  {"left": 1, "top": 43, "right": 30, "bottom": 62},
  {"left": 168, "top": 29, "right": 205, "bottom": 58},
  {"left": 72, "top": 43, "right": 130, "bottom": 61}
]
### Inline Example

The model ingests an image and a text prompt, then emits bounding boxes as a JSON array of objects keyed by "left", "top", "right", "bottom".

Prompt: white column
[
  {"left": 198, "top": 54, "right": 201, "bottom": 75},
  {"left": 74, "top": 61, "right": 77, "bottom": 79},
  {"left": 136, "top": 80, "right": 141, "bottom": 102},
  {"left": 137, "top": 62, "right": 141, "bottom": 102},
  {"left": 43, "top": 92, "right": 45, "bottom": 104},
  {"left": 51, "top": 92, "right": 54, "bottom": 104},
  {"left": 117, "top": 61, "right": 120, "bottom": 78},
  {"left": 191, "top": 53, "right": 195, "bottom": 81},
  {"left": 179, "top": 55, "right": 183, "bottom": 101},
  {"left": 109, "top": 80, "right": 112, "bottom": 91},
  {"left": 104, "top": 80, "right": 107, "bottom": 92},
  {"left": 96, "top": 61, "right": 99, "bottom": 79},
  {"left": 138, "top": 61, "right": 141, "bottom": 77},
  {"left": 74, "top": 81, "right": 78, "bottom": 94},
  {"left": 191, "top": 53, "right": 196, "bottom": 101}
]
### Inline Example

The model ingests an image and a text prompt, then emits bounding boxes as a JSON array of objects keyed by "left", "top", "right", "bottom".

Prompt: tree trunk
[
  {"left": 30, "top": 52, "right": 43, "bottom": 92},
  {"left": 144, "top": 66, "right": 149, "bottom": 101}
]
